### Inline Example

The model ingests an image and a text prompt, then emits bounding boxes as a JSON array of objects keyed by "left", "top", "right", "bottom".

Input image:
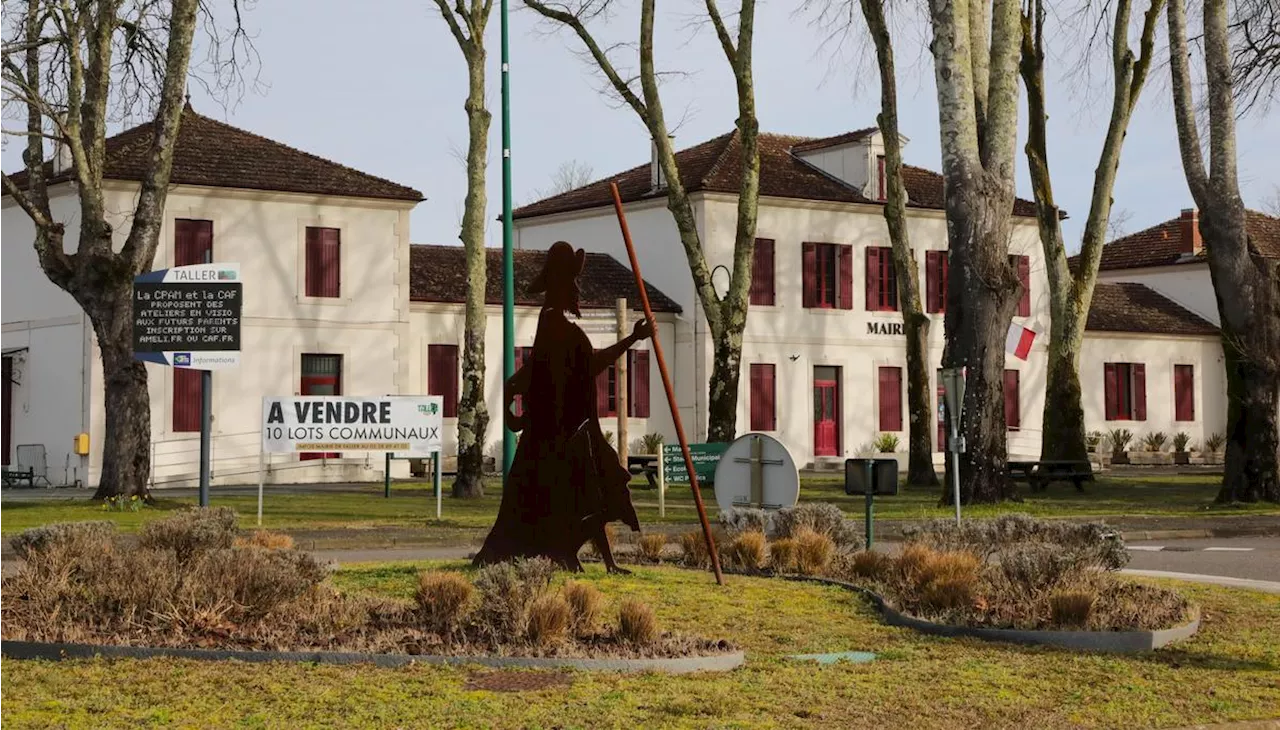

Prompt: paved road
[{"left": 1125, "top": 536, "right": 1280, "bottom": 582}]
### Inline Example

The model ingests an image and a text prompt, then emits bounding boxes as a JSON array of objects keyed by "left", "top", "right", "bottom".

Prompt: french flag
[{"left": 1006, "top": 323, "right": 1036, "bottom": 360}]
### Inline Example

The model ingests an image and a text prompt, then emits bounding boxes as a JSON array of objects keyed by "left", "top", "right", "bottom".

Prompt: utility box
[
  {"left": 73, "top": 433, "right": 90, "bottom": 456},
  {"left": 844, "top": 458, "right": 899, "bottom": 496}
]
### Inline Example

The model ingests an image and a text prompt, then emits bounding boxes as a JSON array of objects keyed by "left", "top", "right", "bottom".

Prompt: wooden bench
[
  {"left": 2, "top": 466, "right": 35, "bottom": 488},
  {"left": 1007, "top": 460, "right": 1094, "bottom": 493},
  {"left": 628, "top": 454, "right": 659, "bottom": 488}
]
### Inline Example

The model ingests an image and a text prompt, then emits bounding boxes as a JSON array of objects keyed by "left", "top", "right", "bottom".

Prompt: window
[
  {"left": 1174, "top": 364, "right": 1195, "bottom": 421},
  {"left": 1009, "top": 254, "right": 1030, "bottom": 317},
  {"left": 300, "top": 354, "right": 342, "bottom": 460},
  {"left": 1104, "top": 362, "right": 1147, "bottom": 421},
  {"left": 878, "top": 366, "right": 903, "bottom": 431},
  {"left": 750, "top": 239, "right": 776, "bottom": 306},
  {"left": 876, "top": 154, "right": 887, "bottom": 202},
  {"left": 802, "top": 242, "right": 853, "bottom": 309},
  {"left": 428, "top": 345, "right": 459, "bottom": 418},
  {"left": 175, "top": 219, "right": 212, "bottom": 266},
  {"left": 597, "top": 363, "right": 618, "bottom": 418},
  {"left": 925, "top": 250, "right": 949, "bottom": 313},
  {"left": 750, "top": 363, "right": 776, "bottom": 431},
  {"left": 1004, "top": 369, "right": 1020, "bottom": 430},
  {"left": 173, "top": 368, "right": 202, "bottom": 432},
  {"left": 627, "top": 350, "right": 650, "bottom": 418},
  {"left": 306, "top": 227, "right": 341, "bottom": 298},
  {"left": 513, "top": 347, "right": 533, "bottom": 417},
  {"left": 866, "top": 246, "right": 899, "bottom": 312}
]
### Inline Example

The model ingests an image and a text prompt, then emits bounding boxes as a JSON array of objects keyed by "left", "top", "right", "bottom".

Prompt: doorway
[
  {"left": 300, "top": 354, "right": 342, "bottom": 460},
  {"left": 813, "top": 366, "right": 841, "bottom": 457}
]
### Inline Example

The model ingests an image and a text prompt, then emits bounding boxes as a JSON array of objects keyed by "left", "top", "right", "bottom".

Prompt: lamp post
[{"left": 501, "top": 0, "right": 515, "bottom": 481}]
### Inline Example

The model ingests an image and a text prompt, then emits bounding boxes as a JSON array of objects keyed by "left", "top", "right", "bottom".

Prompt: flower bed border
[
  {"left": 0, "top": 640, "right": 745, "bottom": 674},
  {"left": 786, "top": 576, "right": 1200, "bottom": 653}
]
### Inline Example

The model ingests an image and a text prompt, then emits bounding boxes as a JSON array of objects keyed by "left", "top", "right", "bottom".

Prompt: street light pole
[{"left": 501, "top": 0, "right": 516, "bottom": 483}]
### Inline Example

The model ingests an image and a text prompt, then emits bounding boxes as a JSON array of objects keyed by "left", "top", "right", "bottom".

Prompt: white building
[{"left": 513, "top": 128, "right": 1231, "bottom": 465}]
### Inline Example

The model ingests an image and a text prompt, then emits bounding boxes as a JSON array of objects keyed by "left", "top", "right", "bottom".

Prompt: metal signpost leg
[
  {"left": 197, "top": 248, "right": 213, "bottom": 508},
  {"left": 384, "top": 452, "right": 391, "bottom": 499},
  {"left": 658, "top": 449, "right": 665, "bottom": 518},
  {"left": 256, "top": 446, "right": 264, "bottom": 527},
  {"left": 500, "top": 0, "right": 516, "bottom": 482},
  {"left": 864, "top": 460, "right": 874, "bottom": 550},
  {"left": 951, "top": 428, "right": 962, "bottom": 525},
  {"left": 434, "top": 451, "right": 443, "bottom": 520}
]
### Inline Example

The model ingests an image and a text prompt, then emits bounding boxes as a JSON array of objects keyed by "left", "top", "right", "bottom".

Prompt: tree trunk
[
  {"left": 903, "top": 311, "right": 937, "bottom": 484},
  {"left": 706, "top": 324, "right": 743, "bottom": 443},
  {"left": 1041, "top": 305, "right": 1089, "bottom": 462},
  {"left": 90, "top": 292, "right": 152, "bottom": 500},
  {"left": 1219, "top": 337, "right": 1280, "bottom": 502},
  {"left": 453, "top": 46, "right": 491, "bottom": 499}
]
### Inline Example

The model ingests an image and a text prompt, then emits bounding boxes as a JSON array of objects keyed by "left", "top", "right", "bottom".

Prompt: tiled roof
[
  {"left": 409, "top": 245, "right": 682, "bottom": 313},
  {"left": 1085, "top": 282, "right": 1218, "bottom": 336},
  {"left": 512, "top": 129, "right": 1039, "bottom": 220},
  {"left": 789, "top": 127, "right": 879, "bottom": 153},
  {"left": 4, "top": 105, "right": 423, "bottom": 202},
  {"left": 1069, "top": 209, "right": 1280, "bottom": 273}
]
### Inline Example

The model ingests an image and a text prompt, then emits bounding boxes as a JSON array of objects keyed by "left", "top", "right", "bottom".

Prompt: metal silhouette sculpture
[{"left": 474, "top": 241, "right": 648, "bottom": 573}]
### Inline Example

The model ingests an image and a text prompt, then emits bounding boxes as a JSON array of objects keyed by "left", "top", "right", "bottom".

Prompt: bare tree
[
  {"left": 927, "top": 0, "right": 1024, "bottom": 503},
  {"left": 524, "top": 0, "right": 760, "bottom": 443},
  {"left": 1021, "top": 0, "right": 1164, "bottom": 464},
  {"left": 1168, "top": 0, "right": 1280, "bottom": 503},
  {"left": 433, "top": 0, "right": 493, "bottom": 499},
  {"left": 1107, "top": 207, "right": 1135, "bottom": 240},
  {"left": 535, "top": 158, "right": 594, "bottom": 198},
  {"left": 2, "top": 0, "right": 204, "bottom": 500},
  {"left": 1263, "top": 185, "right": 1280, "bottom": 217},
  {"left": 1229, "top": 0, "right": 1280, "bottom": 113}
]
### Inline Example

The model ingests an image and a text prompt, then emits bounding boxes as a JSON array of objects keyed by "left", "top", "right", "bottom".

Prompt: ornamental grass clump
[
  {"left": 637, "top": 533, "right": 668, "bottom": 563},
  {"left": 793, "top": 528, "right": 835, "bottom": 576},
  {"left": 844, "top": 549, "right": 894, "bottom": 582},
  {"left": 562, "top": 581, "right": 602, "bottom": 637},
  {"left": 526, "top": 593, "right": 571, "bottom": 647},
  {"left": 725, "top": 531, "right": 767, "bottom": 572},
  {"left": 415, "top": 571, "right": 475, "bottom": 638},
  {"left": 679, "top": 531, "right": 710, "bottom": 568},
  {"left": 768, "top": 538, "right": 797, "bottom": 573},
  {"left": 1049, "top": 588, "right": 1097, "bottom": 628},
  {"left": 617, "top": 599, "right": 658, "bottom": 646}
]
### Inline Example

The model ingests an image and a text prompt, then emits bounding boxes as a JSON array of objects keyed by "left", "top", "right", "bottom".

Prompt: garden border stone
[
  {"left": 0, "top": 640, "right": 745, "bottom": 674},
  {"left": 786, "top": 576, "right": 1201, "bottom": 653}
]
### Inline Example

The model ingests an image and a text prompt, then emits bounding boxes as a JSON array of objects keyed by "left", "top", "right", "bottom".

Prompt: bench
[
  {"left": 2, "top": 466, "right": 35, "bottom": 488},
  {"left": 1007, "top": 460, "right": 1094, "bottom": 493},
  {"left": 628, "top": 454, "right": 659, "bottom": 489}
]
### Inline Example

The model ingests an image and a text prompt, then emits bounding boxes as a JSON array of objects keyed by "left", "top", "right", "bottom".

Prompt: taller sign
[
  {"left": 132, "top": 264, "right": 242, "bottom": 370},
  {"left": 262, "top": 396, "right": 443, "bottom": 456}
]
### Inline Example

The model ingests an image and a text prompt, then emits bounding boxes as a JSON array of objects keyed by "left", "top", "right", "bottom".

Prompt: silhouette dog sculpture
[{"left": 473, "top": 241, "right": 647, "bottom": 573}]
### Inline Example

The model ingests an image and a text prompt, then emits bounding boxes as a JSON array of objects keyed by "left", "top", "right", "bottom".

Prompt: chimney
[
  {"left": 1178, "top": 208, "right": 1202, "bottom": 255},
  {"left": 650, "top": 135, "right": 671, "bottom": 190}
]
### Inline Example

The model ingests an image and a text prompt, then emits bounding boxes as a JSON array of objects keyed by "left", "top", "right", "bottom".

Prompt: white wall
[
  {"left": 2, "top": 187, "right": 86, "bottom": 323},
  {"left": 1080, "top": 332, "right": 1227, "bottom": 447},
  {"left": 1098, "top": 263, "right": 1218, "bottom": 325},
  {"left": 408, "top": 302, "right": 679, "bottom": 460}
]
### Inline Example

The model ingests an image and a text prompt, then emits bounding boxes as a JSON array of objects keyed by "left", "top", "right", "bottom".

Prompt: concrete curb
[
  {"left": 1121, "top": 569, "right": 1280, "bottom": 594},
  {"left": 0, "top": 640, "right": 745, "bottom": 674},
  {"left": 786, "top": 576, "right": 1201, "bottom": 653}
]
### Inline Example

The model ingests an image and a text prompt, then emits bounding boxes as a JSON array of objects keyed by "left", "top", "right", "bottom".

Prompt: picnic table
[
  {"left": 1007, "top": 459, "right": 1094, "bottom": 493},
  {"left": 628, "top": 454, "right": 659, "bottom": 489},
  {"left": 2, "top": 465, "right": 35, "bottom": 488}
]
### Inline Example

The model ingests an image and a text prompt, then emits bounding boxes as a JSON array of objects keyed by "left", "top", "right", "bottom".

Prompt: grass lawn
[
  {"left": 2, "top": 473, "right": 1277, "bottom": 536},
  {"left": 2, "top": 562, "right": 1277, "bottom": 728}
]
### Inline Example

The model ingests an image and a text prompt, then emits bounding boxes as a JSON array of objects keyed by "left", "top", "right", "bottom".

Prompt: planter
[
  {"left": 1128, "top": 452, "right": 1174, "bottom": 466},
  {"left": 1203, "top": 452, "right": 1225, "bottom": 465},
  {"left": 1173, "top": 452, "right": 1190, "bottom": 465},
  {"left": 1111, "top": 452, "right": 1130, "bottom": 465}
]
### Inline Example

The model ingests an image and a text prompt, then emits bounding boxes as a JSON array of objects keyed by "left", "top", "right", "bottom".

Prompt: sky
[{"left": 5, "top": 0, "right": 1279, "bottom": 253}]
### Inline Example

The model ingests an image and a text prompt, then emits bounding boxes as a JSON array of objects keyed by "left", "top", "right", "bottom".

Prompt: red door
[
  {"left": 814, "top": 379, "right": 840, "bottom": 456},
  {"left": 2, "top": 357, "right": 12, "bottom": 466},
  {"left": 301, "top": 354, "right": 342, "bottom": 460}
]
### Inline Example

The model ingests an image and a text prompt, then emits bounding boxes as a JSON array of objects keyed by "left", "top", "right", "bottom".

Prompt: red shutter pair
[
  {"left": 877, "top": 367, "right": 902, "bottom": 431},
  {"left": 173, "top": 368, "right": 202, "bottom": 432},
  {"left": 629, "top": 350, "right": 651, "bottom": 418},
  {"left": 750, "top": 239, "right": 775, "bottom": 306},
  {"left": 306, "top": 227, "right": 341, "bottom": 298},
  {"left": 1104, "top": 363, "right": 1147, "bottom": 421},
  {"left": 1010, "top": 255, "right": 1030, "bottom": 317},
  {"left": 428, "top": 345, "right": 459, "bottom": 418},
  {"left": 749, "top": 363, "right": 776, "bottom": 431},
  {"left": 802, "top": 243, "right": 852, "bottom": 309},
  {"left": 866, "top": 247, "right": 899, "bottom": 312},
  {"left": 172, "top": 220, "right": 212, "bottom": 434},
  {"left": 1174, "top": 365, "right": 1195, "bottom": 421},
  {"left": 1003, "top": 370, "right": 1020, "bottom": 430},
  {"left": 925, "top": 250, "right": 949, "bottom": 313},
  {"left": 175, "top": 219, "right": 213, "bottom": 266}
]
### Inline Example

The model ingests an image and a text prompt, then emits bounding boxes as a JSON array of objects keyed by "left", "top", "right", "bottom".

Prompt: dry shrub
[
  {"left": 901, "top": 514, "right": 1128, "bottom": 570},
  {"left": 415, "top": 571, "right": 475, "bottom": 637},
  {"left": 10, "top": 521, "right": 116, "bottom": 561},
  {"left": 679, "top": 531, "right": 710, "bottom": 567},
  {"left": 771, "top": 503, "right": 862, "bottom": 548},
  {"left": 726, "top": 531, "right": 766, "bottom": 572},
  {"left": 472, "top": 557, "right": 556, "bottom": 643},
  {"left": 793, "top": 528, "right": 835, "bottom": 576},
  {"left": 562, "top": 581, "right": 602, "bottom": 637},
  {"left": 997, "top": 544, "right": 1083, "bottom": 599},
  {"left": 895, "top": 543, "right": 934, "bottom": 582},
  {"left": 234, "top": 530, "right": 295, "bottom": 550},
  {"left": 526, "top": 593, "right": 571, "bottom": 646},
  {"left": 617, "top": 599, "right": 658, "bottom": 645},
  {"left": 139, "top": 507, "right": 238, "bottom": 563},
  {"left": 920, "top": 577, "right": 976, "bottom": 611},
  {"left": 1049, "top": 588, "right": 1097, "bottom": 628},
  {"left": 915, "top": 550, "right": 980, "bottom": 588},
  {"left": 846, "top": 550, "right": 894, "bottom": 581},
  {"left": 637, "top": 533, "right": 668, "bottom": 563},
  {"left": 718, "top": 507, "right": 770, "bottom": 536},
  {"left": 768, "top": 538, "right": 797, "bottom": 573},
  {"left": 1090, "top": 578, "right": 1192, "bottom": 631},
  {"left": 182, "top": 547, "right": 328, "bottom": 620}
]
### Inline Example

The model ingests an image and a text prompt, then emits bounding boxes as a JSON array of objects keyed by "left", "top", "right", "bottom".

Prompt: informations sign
[
  {"left": 662, "top": 442, "right": 728, "bottom": 485},
  {"left": 132, "top": 263, "right": 241, "bottom": 370},
  {"left": 262, "top": 396, "right": 443, "bottom": 456}
]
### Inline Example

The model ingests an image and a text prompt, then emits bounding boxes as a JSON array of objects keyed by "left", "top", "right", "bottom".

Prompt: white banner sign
[{"left": 262, "top": 396, "right": 443, "bottom": 455}]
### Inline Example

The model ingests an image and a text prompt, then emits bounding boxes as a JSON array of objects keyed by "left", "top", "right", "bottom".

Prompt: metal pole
[
  {"left": 609, "top": 182, "right": 724, "bottom": 585},
  {"left": 434, "top": 451, "right": 443, "bottom": 520},
  {"left": 616, "top": 297, "right": 628, "bottom": 467},
  {"left": 384, "top": 452, "right": 391, "bottom": 498},
  {"left": 198, "top": 249, "right": 212, "bottom": 508},
  {"left": 256, "top": 446, "right": 264, "bottom": 527},
  {"left": 951, "top": 447, "right": 962, "bottom": 525},
  {"left": 864, "top": 459, "right": 874, "bottom": 550},
  {"left": 500, "top": 0, "right": 516, "bottom": 484},
  {"left": 658, "top": 447, "right": 665, "bottom": 518}
]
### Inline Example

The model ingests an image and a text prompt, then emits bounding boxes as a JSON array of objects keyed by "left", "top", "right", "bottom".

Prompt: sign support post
[
  {"left": 941, "top": 367, "right": 967, "bottom": 525},
  {"left": 384, "top": 452, "right": 391, "bottom": 499},
  {"left": 256, "top": 447, "right": 264, "bottom": 526},
  {"left": 434, "top": 451, "right": 443, "bottom": 520},
  {"left": 864, "top": 459, "right": 874, "bottom": 549},
  {"left": 657, "top": 447, "right": 665, "bottom": 518}
]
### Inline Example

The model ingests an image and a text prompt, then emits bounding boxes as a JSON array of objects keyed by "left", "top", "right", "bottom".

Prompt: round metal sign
[{"left": 713, "top": 432, "right": 800, "bottom": 513}]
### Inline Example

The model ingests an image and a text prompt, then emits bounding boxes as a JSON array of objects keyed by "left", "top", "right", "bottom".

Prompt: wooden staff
[{"left": 609, "top": 182, "right": 724, "bottom": 586}]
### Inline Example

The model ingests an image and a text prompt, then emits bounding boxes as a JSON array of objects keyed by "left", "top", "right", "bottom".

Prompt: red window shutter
[
  {"left": 1133, "top": 363, "right": 1147, "bottom": 421},
  {"left": 878, "top": 367, "right": 902, "bottom": 431},
  {"left": 865, "top": 247, "right": 880, "bottom": 311},
  {"left": 428, "top": 345, "right": 459, "bottom": 418},
  {"left": 1003, "top": 369, "right": 1020, "bottom": 430},
  {"left": 1174, "top": 365, "right": 1194, "bottom": 421},
  {"left": 750, "top": 364, "right": 776, "bottom": 431},
  {"left": 1104, "top": 363, "right": 1118, "bottom": 420},
  {"left": 750, "top": 239, "right": 775, "bottom": 306},
  {"left": 175, "top": 219, "right": 213, "bottom": 266},
  {"left": 173, "top": 368, "right": 202, "bottom": 432},
  {"left": 635, "top": 350, "right": 650, "bottom": 418},
  {"left": 802, "top": 242, "right": 817, "bottom": 308},
  {"left": 1016, "top": 255, "right": 1031, "bottom": 316},
  {"left": 877, "top": 155, "right": 887, "bottom": 202},
  {"left": 883, "top": 248, "right": 899, "bottom": 311},
  {"left": 596, "top": 365, "right": 616, "bottom": 417},
  {"left": 925, "top": 252, "right": 940, "bottom": 313},
  {"left": 306, "top": 227, "right": 341, "bottom": 298},
  {"left": 838, "top": 245, "right": 854, "bottom": 310},
  {"left": 749, "top": 365, "right": 763, "bottom": 430}
]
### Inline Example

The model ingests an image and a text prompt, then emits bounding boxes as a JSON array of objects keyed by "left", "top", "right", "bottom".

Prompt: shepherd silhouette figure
[{"left": 474, "top": 241, "right": 647, "bottom": 572}]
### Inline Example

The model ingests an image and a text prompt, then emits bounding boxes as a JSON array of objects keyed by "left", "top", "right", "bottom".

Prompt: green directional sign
[{"left": 662, "top": 442, "right": 729, "bottom": 485}]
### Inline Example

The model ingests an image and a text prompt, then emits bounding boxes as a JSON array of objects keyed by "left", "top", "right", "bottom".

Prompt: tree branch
[
  {"left": 433, "top": 0, "right": 471, "bottom": 49},
  {"left": 524, "top": 0, "right": 648, "bottom": 118},
  {"left": 1167, "top": 0, "right": 1210, "bottom": 201},
  {"left": 704, "top": 0, "right": 738, "bottom": 62}
]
